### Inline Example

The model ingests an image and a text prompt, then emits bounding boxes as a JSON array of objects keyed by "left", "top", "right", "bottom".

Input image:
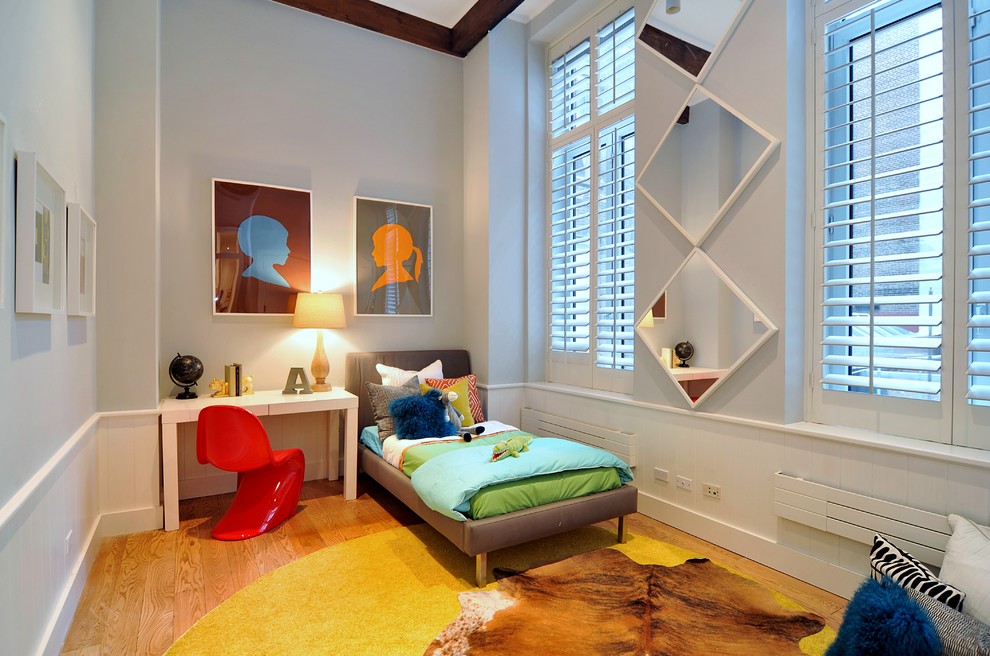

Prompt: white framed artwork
[
  {"left": 0, "top": 114, "right": 7, "bottom": 309},
  {"left": 67, "top": 202, "right": 96, "bottom": 316},
  {"left": 354, "top": 196, "right": 433, "bottom": 316},
  {"left": 15, "top": 151, "right": 66, "bottom": 314}
]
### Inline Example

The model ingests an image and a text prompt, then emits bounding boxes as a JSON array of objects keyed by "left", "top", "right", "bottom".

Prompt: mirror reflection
[
  {"left": 637, "top": 250, "right": 776, "bottom": 406},
  {"left": 638, "top": 87, "right": 776, "bottom": 245},
  {"left": 639, "top": 0, "right": 745, "bottom": 80}
]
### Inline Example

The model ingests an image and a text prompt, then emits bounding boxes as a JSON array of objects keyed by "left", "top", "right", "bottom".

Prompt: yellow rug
[{"left": 166, "top": 525, "right": 835, "bottom": 655}]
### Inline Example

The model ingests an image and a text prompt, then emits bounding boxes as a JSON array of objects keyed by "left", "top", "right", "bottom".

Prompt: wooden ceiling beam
[
  {"left": 274, "top": 0, "right": 521, "bottom": 58},
  {"left": 639, "top": 23, "right": 711, "bottom": 79},
  {"left": 273, "top": 0, "right": 455, "bottom": 56},
  {"left": 450, "top": 0, "right": 527, "bottom": 56}
]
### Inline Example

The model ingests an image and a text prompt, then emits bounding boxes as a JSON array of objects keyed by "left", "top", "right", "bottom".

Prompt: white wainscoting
[
  {"left": 523, "top": 384, "right": 990, "bottom": 599},
  {"left": 0, "top": 415, "right": 100, "bottom": 656},
  {"left": 98, "top": 412, "right": 163, "bottom": 535},
  {"left": 1, "top": 409, "right": 170, "bottom": 656}
]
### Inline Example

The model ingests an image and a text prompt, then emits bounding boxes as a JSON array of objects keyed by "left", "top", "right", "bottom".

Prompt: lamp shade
[{"left": 292, "top": 293, "right": 346, "bottom": 329}]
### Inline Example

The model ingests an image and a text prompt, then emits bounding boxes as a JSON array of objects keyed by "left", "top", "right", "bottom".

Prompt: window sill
[{"left": 523, "top": 382, "right": 990, "bottom": 470}]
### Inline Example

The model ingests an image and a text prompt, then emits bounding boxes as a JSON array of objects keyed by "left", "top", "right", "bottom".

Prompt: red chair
[{"left": 196, "top": 405, "right": 305, "bottom": 540}]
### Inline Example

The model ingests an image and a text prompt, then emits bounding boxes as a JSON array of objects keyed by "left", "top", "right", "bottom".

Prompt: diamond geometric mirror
[
  {"left": 636, "top": 249, "right": 777, "bottom": 408},
  {"left": 638, "top": 0, "right": 751, "bottom": 83},
  {"left": 637, "top": 86, "right": 779, "bottom": 246}
]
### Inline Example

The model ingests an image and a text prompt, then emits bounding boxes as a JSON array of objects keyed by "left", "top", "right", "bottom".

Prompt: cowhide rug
[{"left": 425, "top": 548, "right": 825, "bottom": 656}]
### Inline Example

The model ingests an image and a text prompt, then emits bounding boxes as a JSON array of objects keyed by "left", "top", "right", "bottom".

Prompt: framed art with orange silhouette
[
  {"left": 212, "top": 179, "right": 311, "bottom": 315},
  {"left": 354, "top": 196, "right": 432, "bottom": 316}
]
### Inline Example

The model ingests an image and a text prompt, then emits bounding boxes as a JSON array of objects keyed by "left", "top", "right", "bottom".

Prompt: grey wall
[
  {"left": 96, "top": 0, "right": 161, "bottom": 411},
  {"left": 159, "top": 0, "right": 465, "bottom": 393},
  {"left": 0, "top": 0, "right": 97, "bottom": 506},
  {"left": 463, "top": 19, "right": 529, "bottom": 386}
]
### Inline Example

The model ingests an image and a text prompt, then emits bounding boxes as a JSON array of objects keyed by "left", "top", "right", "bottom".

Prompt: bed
[{"left": 345, "top": 349, "right": 638, "bottom": 586}]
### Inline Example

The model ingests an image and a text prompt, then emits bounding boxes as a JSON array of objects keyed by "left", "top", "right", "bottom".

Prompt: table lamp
[{"left": 292, "top": 292, "right": 346, "bottom": 392}]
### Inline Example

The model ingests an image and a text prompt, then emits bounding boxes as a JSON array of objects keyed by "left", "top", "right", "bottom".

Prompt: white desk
[{"left": 158, "top": 388, "right": 358, "bottom": 531}]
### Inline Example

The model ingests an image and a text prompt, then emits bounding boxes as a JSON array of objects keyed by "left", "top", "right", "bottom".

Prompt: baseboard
[
  {"left": 39, "top": 515, "right": 101, "bottom": 656},
  {"left": 99, "top": 505, "right": 164, "bottom": 537},
  {"left": 637, "top": 491, "right": 863, "bottom": 599}
]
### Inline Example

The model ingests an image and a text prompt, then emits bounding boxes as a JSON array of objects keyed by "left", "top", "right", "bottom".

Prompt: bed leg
[
  {"left": 475, "top": 553, "right": 488, "bottom": 587},
  {"left": 617, "top": 515, "right": 629, "bottom": 544}
]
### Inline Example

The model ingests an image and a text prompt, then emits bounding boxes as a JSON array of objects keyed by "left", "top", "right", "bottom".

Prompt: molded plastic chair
[{"left": 196, "top": 405, "right": 305, "bottom": 540}]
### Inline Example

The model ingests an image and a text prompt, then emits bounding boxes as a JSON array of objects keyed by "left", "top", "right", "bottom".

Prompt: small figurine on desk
[
  {"left": 242, "top": 375, "right": 254, "bottom": 395},
  {"left": 208, "top": 377, "right": 229, "bottom": 398}
]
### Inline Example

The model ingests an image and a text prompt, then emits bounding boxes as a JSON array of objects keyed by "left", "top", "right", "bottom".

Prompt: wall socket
[
  {"left": 675, "top": 475, "right": 692, "bottom": 491},
  {"left": 703, "top": 484, "right": 722, "bottom": 499},
  {"left": 653, "top": 467, "right": 669, "bottom": 482}
]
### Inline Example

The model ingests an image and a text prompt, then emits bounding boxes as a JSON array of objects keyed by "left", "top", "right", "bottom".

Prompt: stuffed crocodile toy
[{"left": 491, "top": 435, "right": 533, "bottom": 462}]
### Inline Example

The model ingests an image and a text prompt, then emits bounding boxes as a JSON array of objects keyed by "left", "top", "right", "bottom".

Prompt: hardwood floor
[{"left": 60, "top": 477, "right": 846, "bottom": 655}]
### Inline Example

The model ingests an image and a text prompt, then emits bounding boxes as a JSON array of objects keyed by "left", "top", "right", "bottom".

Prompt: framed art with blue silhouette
[
  {"left": 212, "top": 179, "right": 311, "bottom": 315},
  {"left": 354, "top": 196, "right": 432, "bottom": 316}
]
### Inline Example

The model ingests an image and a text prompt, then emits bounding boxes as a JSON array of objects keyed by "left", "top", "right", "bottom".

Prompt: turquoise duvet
[{"left": 410, "top": 436, "right": 634, "bottom": 521}]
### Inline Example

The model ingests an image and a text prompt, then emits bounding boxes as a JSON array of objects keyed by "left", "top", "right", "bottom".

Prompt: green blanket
[{"left": 406, "top": 433, "right": 633, "bottom": 521}]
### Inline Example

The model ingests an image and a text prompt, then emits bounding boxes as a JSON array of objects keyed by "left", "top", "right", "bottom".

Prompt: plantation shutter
[
  {"left": 968, "top": 1, "right": 990, "bottom": 404},
  {"left": 547, "top": 4, "right": 634, "bottom": 392},
  {"left": 820, "top": 0, "right": 944, "bottom": 400},
  {"left": 596, "top": 115, "right": 636, "bottom": 370},
  {"left": 596, "top": 8, "right": 635, "bottom": 116},
  {"left": 550, "top": 136, "right": 593, "bottom": 354},
  {"left": 550, "top": 39, "right": 591, "bottom": 139}
]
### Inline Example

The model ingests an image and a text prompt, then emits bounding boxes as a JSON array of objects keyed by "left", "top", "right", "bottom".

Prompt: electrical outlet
[
  {"left": 703, "top": 484, "right": 721, "bottom": 499},
  {"left": 675, "top": 475, "right": 692, "bottom": 491},
  {"left": 653, "top": 468, "right": 669, "bottom": 482}
]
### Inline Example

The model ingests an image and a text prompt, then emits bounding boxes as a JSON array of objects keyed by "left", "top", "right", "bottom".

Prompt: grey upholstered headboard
[{"left": 344, "top": 350, "right": 472, "bottom": 431}]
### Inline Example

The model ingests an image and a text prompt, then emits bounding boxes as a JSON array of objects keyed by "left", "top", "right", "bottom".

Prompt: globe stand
[
  {"left": 176, "top": 385, "right": 198, "bottom": 400},
  {"left": 674, "top": 341, "right": 694, "bottom": 369},
  {"left": 169, "top": 353, "right": 205, "bottom": 401}
]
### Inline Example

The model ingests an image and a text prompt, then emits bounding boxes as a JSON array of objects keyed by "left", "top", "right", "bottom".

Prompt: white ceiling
[
  {"left": 372, "top": 0, "right": 557, "bottom": 28},
  {"left": 646, "top": 0, "right": 742, "bottom": 52}
]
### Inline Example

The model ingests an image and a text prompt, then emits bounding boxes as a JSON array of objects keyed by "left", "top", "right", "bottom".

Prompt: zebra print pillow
[{"left": 870, "top": 533, "right": 966, "bottom": 611}]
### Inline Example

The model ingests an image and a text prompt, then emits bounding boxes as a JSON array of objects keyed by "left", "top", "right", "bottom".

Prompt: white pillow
[
  {"left": 940, "top": 514, "right": 990, "bottom": 626},
  {"left": 376, "top": 359, "right": 443, "bottom": 387}
]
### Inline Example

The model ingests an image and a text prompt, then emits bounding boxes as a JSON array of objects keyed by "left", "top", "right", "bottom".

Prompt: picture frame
[
  {"left": 15, "top": 151, "right": 66, "bottom": 315},
  {"left": 67, "top": 203, "right": 96, "bottom": 316},
  {"left": 212, "top": 178, "right": 312, "bottom": 315},
  {"left": 354, "top": 196, "right": 432, "bottom": 316},
  {"left": 0, "top": 113, "right": 7, "bottom": 309}
]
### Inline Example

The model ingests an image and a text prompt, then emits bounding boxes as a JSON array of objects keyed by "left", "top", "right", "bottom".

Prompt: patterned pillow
[
  {"left": 376, "top": 359, "right": 443, "bottom": 387},
  {"left": 906, "top": 588, "right": 990, "bottom": 656},
  {"left": 366, "top": 377, "right": 420, "bottom": 439},
  {"left": 870, "top": 533, "right": 966, "bottom": 610},
  {"left": 424, "top": 374, "right": 484, "bottom": 423},
  {"left": 420, "top": 377, "right": 475, "bottom": 427}
]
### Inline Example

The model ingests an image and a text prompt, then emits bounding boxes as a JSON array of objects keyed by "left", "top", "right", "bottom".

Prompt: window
[
  {"left": 819, "top": 0, "right": 944, "bottom": 401},
  {"left": 548, "top": 5, "right": 636, "bottom": 393},
  {"left": 812, "top": 0, "right": 990, "bottom": 448},
  {"left": 968, "top": 1, "right": 990, "bottom": 405}
]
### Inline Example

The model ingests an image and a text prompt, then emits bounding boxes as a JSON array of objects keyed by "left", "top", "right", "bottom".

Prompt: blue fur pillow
[
  {"left": 826, "top": 576, "right": 940, "bottom": 656},
  {"left": 388, "top": 391, "right": 456, "bottom": 440}
]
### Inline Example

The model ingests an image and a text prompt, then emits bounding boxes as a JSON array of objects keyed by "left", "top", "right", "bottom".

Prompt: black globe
[
  {"left": 169, "top": 353, "right": 204, "bottom": 399},
  {"left": 674, "top": 341, "right": 694, "bottom": 368}
]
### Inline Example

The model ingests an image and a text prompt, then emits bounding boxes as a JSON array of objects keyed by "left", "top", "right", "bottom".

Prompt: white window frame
[
  {"left": 547, "top": 2, "right": 636, "bottom": 394},
  {"left": 807, "top": 0, "right": 990, "bottom": 449}
]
